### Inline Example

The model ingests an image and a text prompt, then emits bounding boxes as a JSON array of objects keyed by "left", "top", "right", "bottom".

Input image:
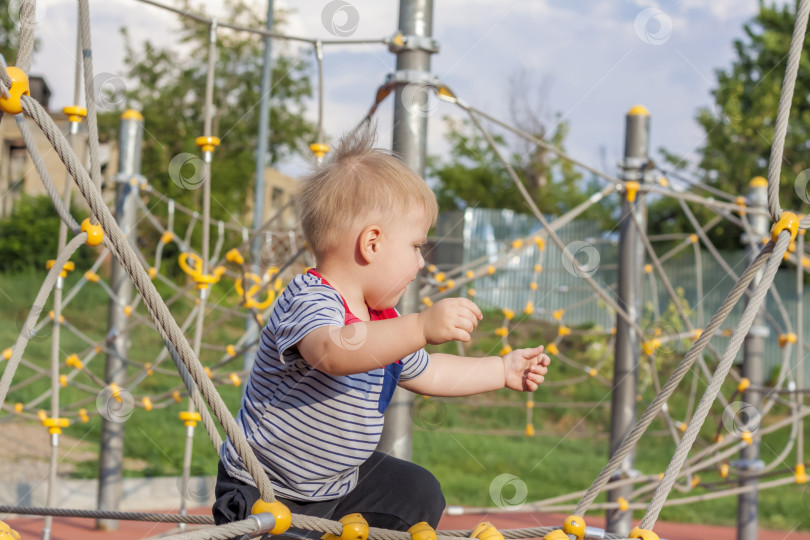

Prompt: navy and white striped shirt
[{"left": 220, "top": 271, "right": 429, "bottom": 500}]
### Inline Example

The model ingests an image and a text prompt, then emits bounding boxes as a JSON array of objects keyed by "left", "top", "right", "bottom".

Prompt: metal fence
[{"left": 431, "top": 207, "right": 808, "bottom": 380}]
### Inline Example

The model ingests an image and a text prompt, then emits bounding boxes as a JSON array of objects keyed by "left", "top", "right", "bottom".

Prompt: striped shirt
[{"left": 220, "top": 271, "right": 429, "bottom": 500}]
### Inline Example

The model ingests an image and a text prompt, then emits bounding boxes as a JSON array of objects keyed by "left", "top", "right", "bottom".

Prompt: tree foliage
[
  {"left": 107, "top": 0, "right": 315, "bottom": 222},
  {"left": 655, "top": 1, "right": 810, "bottom": 247}
]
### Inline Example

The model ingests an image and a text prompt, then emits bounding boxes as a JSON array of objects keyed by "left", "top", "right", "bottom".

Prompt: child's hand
[
  {"left": 503, "top": 345, "right": 550, "bottom": 391},
  {"left": 418, "top": 298, "right": 483, "bottom": 344}
]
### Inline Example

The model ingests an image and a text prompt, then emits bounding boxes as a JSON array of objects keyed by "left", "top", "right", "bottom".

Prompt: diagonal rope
[
  {"left": 640, "top": 232, "right": 789, "bottom": 529},
  {"left": 574, "top": 241, "right": 773, "bottom": 516},
  {"left": 14, "top": 87, "right": 276, "bottom": 503}
]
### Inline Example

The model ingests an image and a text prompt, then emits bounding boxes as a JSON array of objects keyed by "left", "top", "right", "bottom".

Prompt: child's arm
[
  {"left": 399, "top": 347, "right": 550, "bottom": 396},
  {"left": 296, "top": 298, "right": 482, "bottom": 376}
]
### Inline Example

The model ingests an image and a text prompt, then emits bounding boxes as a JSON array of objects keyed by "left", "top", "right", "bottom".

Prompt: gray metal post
[
  {"left": 736, "top": 177, "right": 769, "bottom": 540},
  {"left": 377, "top": 0, "right": 436, "bottom": 460},
  {"left": 245, "top": 0, "right": 275, "bottom": 373},
  {"left": 606, "top": 105, "right": 650, "bottom": 535},
  {"left": 96, "top": 109, "right": 143, "bottom": 531}
]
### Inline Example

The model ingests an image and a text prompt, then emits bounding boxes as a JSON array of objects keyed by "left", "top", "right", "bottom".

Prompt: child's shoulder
[{"left": 277, "top": 272, "right": 343, "bottom": 306}]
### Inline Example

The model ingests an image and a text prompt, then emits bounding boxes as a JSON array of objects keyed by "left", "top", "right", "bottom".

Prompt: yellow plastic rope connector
[
  {"left": 778, "top": 333, "right": 797, "bottom": 348},
  {"left": 487, "top": 265, "right": 496, "bottom": 275},
  {"left": 678, "top": 422, "right": 687, "bottom": 433},
  {"left": 79, "top": 408, "right": 89, "bottom": 423},
  {"left": 226, "top": 248, "right": 245, "bottom": 265},
  {"left": 720, "top": 463, "right": 729, "bottom": 478},
  {"left": 13, "top": 403, "right": 22, "bottom": 413},
  {"left": 179, "top": 411, "right": 202, "bottom": 427},
  {"left": 466, "top": 288, "right": 476, "bottom": 297},
  {"left": 108, "top": 382, "right": 123, "bottom": 403},
  {"left": 691, "top": 475, "right": 701, "bottom": 488},
  {"left": 65, "top": 354, "right": 83, "bottom": 370},
  {"left": 563, "top": 515, "right": 586, "bottom": 540},
  {"left": 616, "top": 496, "right": 629, "bottom": 512},
  {"left": 41, "top": 416, "right": 70, "bottom": 435},
  {"left": 534, "top": 264, "right": 543, "bottom": 273},
  {"left": 534, "top": 236, "right": 545, "bottom": 250},
  {"left": 525, "top": 424, "right": 535, "bottom": 436},
  {"left": 470, "top": 521, "right": 503, "bottom": 540},
  {"left": 529, "top": 282, "right": 538, "bottom": 291},
  {"left": 148, "top": 267, "right": 158, "bottom": 279},
  {"left": 558, "top": 326, "right": 571, "bottom": 337},
  {"left": 511, "top": 239, "right": 523, "bottom": 249},
  {"left": 251, "top": 500, "right": 291, "bottom": 535},
  {"left": 643, "top": 339, "right": 661, "bottom": 355},
  {"left": 545, "top": 343, "right": 559, "bottom": 355},
  {"left": 524, "top": 302, "right": 534, "bottom": 315},
  {"left": 542, "top": 530, "right": 568, "bottom": 540},
  {"left": 81, "top": 218, "right": 104, "bottom": 246},
  {"left": 195, "top": 135, "right": 221, "bottom": 153},
  {"left": 629, "top": 527, "right": 659, "bottom": 540},
  {"left": 0, "top": 519, "right": 20, "bottom": 540},
  {"left": 84, "top": 270, "right": 100, "bottom": 283},
  {"left": 466, "top": 270, "right": 475, "bottom": 279},
  {"left": 142, "top": 397, "right": 153, "bottom": 411},
  {"left": 323, "top": 513, "right": 369, "bottom": 540},
  {"left": 422, "top": 297, "right": 433, "bottom": 307},
  {"left": 771, "top": 211, "right": 799, "bottom": 243},
  {"left": 502, "top": 308, "right": 515, "bottom": 320},
  {"left": 741, "top": 431, "right": 753, "bottom": 445},
  {"left": 625, "top": 181, "right": 640, "bottom": 203},
  {"left": 552, "top": 309, "right": 564, "bottom": 321},
  {"left": 144, "top": 363, "right": 154, "bottom": 376},
  {"left": 2, "top": 348, "right": 12, "bottom": 361},
  {"left": 494, "top": 327, "right": 509, "bottom": 337},
  {"left": 714, "top": 433, "right": 724, "bottom": 444},
  {"left": 408, "top": 522, "right": 436, "bottom": 540},
  {"left": 230, "top": 373, "right": 241, "bottom": 386},
  {"left": 737, "top": 378, "right": 750, "bottom": 392},
  {"left": 688, "top": 233, "right": 699, "bottom": 244},
  {"left": 48, "top": 310, "right": 64, "bottom": 324},
  {"left": 226, "top": 345, "right": 237, "bottom": 357},
  {"left": 63, "top": 105, "right": 87, "bottom": 123},
  {"left": 46, "top": 260, "right": 75, "bottom": 278},
  {"left": 236, "top": 273, "right": 276, "bottom": 309},
  {"left": 434, "top": 272, "right": 446, "bottom": 283},
  {"left": 0, "top": 66, "right": 30, "bottom": 115},
  {"left": 160, "top": 231, "right": 175, "bottom": 244},
  {"left": 179, "top": 252, "right": 224, "bottom": 289},
  {"left": 172, "top": 390, "right": 182, "bottom": 403},
  {"left": 691, "top": 329, "right": 702, "bottom": 341},
  {"left": 59, "top": 374, "right": 68, "bottom": 387},
  {"left": 499, "top": 345, "right": 512, "bottom": 356},
  {"left": 735, "top": 196, "right": 746, "bottom": 215},
  {"left": 796, "top": 464, "right": 808, "bottom": 484},
  {"left": 644, "top": 264, "right": 653, "bottom": 274},
  {"left": 588, "top": 367, "right": 598, "bottom": 377},
  {"left": 310, "top": 143, "right": 330, "bottom": 159},
  {"left": 204, "top": 366, "right": 213, "bottom": 379}
]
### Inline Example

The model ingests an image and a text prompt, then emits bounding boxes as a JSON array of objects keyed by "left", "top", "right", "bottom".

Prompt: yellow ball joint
[
  {"left": 0, "top": 520, "right": 20, "bottom": 540},
  {"left": 0, "top": 67, "right": 30, "bottom": 115},
  {"left": 195, "top": 135, "right": 221, "bottom": 153},
  {"left": 322, "top": 513, "right": 369, "bottom": 540},
  {"left": 541, "top": 531, "right": 568, "bottom": 540},
  {"left": 563, "top": 515, "right": 586, "bottom": 540},
  {"left": 310, "top": 142, "right": 331, "bottom": 159},
  {"left": 770, "top": 211, "right": 800, "bottom": 244},
  {"left": 629, "top": 527, "right": 660, "bottom": 540},
  {"left": 45, "top": 260, "right": 75, "bottom": 278},
  {"left": 470, "top": 522, "right": 504, "bottom": 540},
  {"left": 41, "top": 416, "right": 70, "bottom": 435},
  {"left": 409, "top": 522, "right": 437, "bottom": 540},
  {"left": 179, "top": 411, "right": 201, "bottom": 427},
  {"left": 251, "top": 499, "right": 292, "bottom": 536},
  {"left": 796, "top": 464, "right": 808, "bottom": 484},
  {"left": 63, "top": 105, "right": 87, "bottom": 123},
  {"left": 226, "top": 248, "right": 245, "bottom": 265},
  {"left": 81, "top": 218, "right": 104, "bottom": 246}
]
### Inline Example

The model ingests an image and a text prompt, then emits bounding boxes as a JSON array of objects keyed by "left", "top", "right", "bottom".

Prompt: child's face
[{"left": 365, "top": 207, "right": 431, "bottom": 310}]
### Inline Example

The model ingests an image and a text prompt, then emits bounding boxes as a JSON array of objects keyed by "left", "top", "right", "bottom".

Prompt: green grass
[{"left": 1, "top": 270, "right": 808, "bottom": 531}]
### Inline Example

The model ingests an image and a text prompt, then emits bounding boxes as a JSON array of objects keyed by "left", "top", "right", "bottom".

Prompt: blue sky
[{"left": 31, "top": 0, "right": 787, "bottom": 183}]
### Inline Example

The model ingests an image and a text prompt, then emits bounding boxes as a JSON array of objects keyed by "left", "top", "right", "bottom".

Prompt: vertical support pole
[
  {"left": 377, "top": 0, "right": 435, "bottom": 460},
  {"left": 606, "top": 105, "right": 650, "bottom": 536},
  {"left": 736, "top": 177, "right": 769, "bottom": 540},
  {"left": 246, "top": 0, "right": 275, "bottom": 373},
  {"left": 96, "top": 109, "right": 144, "bottom": 531}
]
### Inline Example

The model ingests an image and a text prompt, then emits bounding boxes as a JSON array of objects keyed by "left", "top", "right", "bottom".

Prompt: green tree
[
  {"left": 110, "top": 0, "right": 315, "bottom": 222},
  {"left": 0, "top": 1, "right": 40, "bottom": 66},
  {"left": 656, "top": 1, "right": 810, "bottom": 248}
]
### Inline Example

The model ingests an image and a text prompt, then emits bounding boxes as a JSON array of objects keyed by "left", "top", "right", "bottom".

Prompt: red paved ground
[{"left": 4, "top": 508, "right": 810, "bottom": 540}]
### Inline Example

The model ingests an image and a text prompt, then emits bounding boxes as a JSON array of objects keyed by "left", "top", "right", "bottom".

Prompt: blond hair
[{"left": 296, "top": 128, "right": 438, "bottom": 259}]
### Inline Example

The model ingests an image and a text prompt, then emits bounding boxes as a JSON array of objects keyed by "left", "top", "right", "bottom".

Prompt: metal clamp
[{"left": 388, "top": 32, "right": 440, "bottom": 54}]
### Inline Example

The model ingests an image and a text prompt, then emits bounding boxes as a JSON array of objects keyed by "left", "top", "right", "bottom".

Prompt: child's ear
[{"left": 358, "top": 224, "right": 382, "bottom": 264}]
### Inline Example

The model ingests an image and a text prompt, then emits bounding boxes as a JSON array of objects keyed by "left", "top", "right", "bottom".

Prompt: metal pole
[
  {"left": 606, "top": 105, "right": 650, "bottom": 536},
  {"left": 377, "top": 0, "right": 436, "bottom": 460},
  {"left": 96, "top": 109, "right": 144, "bottom": 531},
  {"left": 736, "top": 177, "right": 768, "bottom": 540},
  {"left": 245, "top": 0, "right": 275, "bottom": 373}
]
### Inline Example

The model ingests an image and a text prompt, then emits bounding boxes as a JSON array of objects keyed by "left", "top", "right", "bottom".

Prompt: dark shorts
[{"left": 213, "top": 451, "right": 445, "bottom": 537}]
